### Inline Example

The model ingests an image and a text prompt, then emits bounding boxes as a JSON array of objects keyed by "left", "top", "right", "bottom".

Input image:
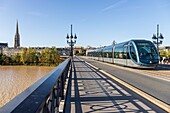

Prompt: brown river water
[{"left": 0, "top": 66, "right": 54, "bottom": 108}]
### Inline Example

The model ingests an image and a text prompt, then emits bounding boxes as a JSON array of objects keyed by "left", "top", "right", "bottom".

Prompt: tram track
[
  {"left": 107, "top": 63, "right": 170, "bottom": 81},
  {"left": 84, "top": 57, "right": 170, "bottom": 81}
]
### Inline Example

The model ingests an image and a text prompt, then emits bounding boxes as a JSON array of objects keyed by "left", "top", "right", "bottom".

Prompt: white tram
[{"left": 87, "top": 40, "right": 159, "bottom": 68}]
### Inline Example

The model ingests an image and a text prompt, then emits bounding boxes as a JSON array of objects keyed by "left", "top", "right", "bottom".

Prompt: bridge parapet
[{"left": 0, "top": 58, "right": 71, "bottom": 113}]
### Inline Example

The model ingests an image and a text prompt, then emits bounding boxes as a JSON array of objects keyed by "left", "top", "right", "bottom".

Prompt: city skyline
[{"left": 0, "top": 0, "right": 170, "bottom": 48}]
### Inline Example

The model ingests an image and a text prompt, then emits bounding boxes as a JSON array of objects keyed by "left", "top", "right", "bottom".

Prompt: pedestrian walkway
[{"left": 64, "top": 57, "right": 165, "bottom": 113}]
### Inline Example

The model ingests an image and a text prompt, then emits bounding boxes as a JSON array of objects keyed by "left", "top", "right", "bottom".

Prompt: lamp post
[
  {"left": 152, "top": 24, "right": 164, "bottom": 52},
  {"left": 66, "top": 24, "right": 77, "bottom": 56}
]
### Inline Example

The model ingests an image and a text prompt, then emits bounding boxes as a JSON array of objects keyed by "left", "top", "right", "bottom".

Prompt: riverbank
[{"left": 0, "top": 58, "right": 65, "bottom": 67}]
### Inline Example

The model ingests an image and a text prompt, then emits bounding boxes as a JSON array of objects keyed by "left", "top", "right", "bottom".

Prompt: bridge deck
[{"left": 64, "top": 57, "right": 165, "bottom": 113}]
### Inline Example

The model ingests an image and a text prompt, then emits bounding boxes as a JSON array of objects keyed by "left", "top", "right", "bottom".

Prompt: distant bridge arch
[{"left": 73, "top": 46, "right": 83, "bottom": 55}]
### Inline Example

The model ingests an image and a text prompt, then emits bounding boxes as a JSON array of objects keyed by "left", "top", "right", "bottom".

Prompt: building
[
  {"left": 2, "top": 47, "right": 22, "bottom": 56},
  {"left": 0, "top": 43, "right": 8, "bottom": 48},
  {"left": 1, "top": 21, "right": 87, "bottom": 56},
  {"left": 57, "top": 47, "right": 70, "bottom": 56},
  {"left": 14, "top": 21, "right": 20, "bottom": 48},
  {"left": 1, "top": 21, "right": 21, "bottom": 55},
  {"left": 159, "top": 46, "right": 170, "bottom": 51},
  {"left": 0, "top": 43, "right": 8, "bottom": 53},
  {"left": 73, "top": 46, "right": 84, "bottom": 55},
  {"left": 2, "top": 46, "right": 70, "bottom": 57}
]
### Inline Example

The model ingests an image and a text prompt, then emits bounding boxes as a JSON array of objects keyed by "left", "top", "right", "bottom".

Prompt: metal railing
[{"left": 0, "top": 58, "right": 71, "bottom": 113}]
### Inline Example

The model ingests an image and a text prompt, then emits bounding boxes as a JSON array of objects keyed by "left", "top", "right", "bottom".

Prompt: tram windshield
[{"left": 135, "top": 41, "right": 159, "bottom": 64}]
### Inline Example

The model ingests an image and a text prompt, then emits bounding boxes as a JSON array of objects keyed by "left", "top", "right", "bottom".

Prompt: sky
[{"left": 0, "top": 0, "right": 170, "bottom": 48}]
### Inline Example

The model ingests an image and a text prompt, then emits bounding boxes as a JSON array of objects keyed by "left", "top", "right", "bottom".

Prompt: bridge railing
[{"left": 0, "top": 58, "right": 71, "bottom": 113}]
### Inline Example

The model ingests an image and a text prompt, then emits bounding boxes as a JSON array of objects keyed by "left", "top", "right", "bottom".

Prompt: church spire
[
  {"left": 14, "top": 20, "right": 20, "bottom": 48},
  {"left": 16, "top": 20, "right": 19, "bottom": 35}
]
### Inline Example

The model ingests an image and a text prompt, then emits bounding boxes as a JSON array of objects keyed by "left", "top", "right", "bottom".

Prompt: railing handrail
[{"left": 0, "top": 58, "right": 71, "bottom": 113}]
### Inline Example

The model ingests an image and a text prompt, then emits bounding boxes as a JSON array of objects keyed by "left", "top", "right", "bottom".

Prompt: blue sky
[{"left": 0, "top": 0, "right": 170, "bottom": 48}]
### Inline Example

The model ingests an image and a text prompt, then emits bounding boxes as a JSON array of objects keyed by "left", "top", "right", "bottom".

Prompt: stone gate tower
[{"left": 14, "top": 21, "right": 20, "bottom": 48}]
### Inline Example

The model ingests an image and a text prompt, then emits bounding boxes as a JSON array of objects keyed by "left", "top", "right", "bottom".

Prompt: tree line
[
  {"left": 159, "top": 50, "right": 170, "bottom": 58},
  {"left": 0, "top": 48, "right": 62, "bottom": 66}
]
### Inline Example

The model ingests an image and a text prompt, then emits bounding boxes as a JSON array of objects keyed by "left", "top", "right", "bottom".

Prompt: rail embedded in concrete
[{"left": 0, "top": 58, "right": 71, "bottom": 113}]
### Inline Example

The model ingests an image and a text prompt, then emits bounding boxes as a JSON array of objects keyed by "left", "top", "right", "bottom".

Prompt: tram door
[{"left": 123, "top": 46, "right": 128, "bottom": 65}]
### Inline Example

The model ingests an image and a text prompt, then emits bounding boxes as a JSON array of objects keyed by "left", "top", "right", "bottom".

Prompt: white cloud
[{"left": 102, "top": 0, "right": 128, "bottom": 12}]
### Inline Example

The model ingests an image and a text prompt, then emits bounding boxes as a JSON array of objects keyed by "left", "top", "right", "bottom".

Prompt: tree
[
  {"left": 0, "top": 53, "right": 3, "bottom": 65},
  {"left": 21, "top": 48, "right": 27, "bottom": 64},
  {"left": 39, "top": 48, "right": 60, "bottom": 66},
  {"left": 51, "top": 48, "right": 60, "bottom": 65},
  {"left": 0, "top": 47, "right": 61, "bottom": 66},
  {"left": 159, "top": 50, "right": 167, "bottom": 57},
  {"left": 12, "top": 53, "right": 22, "bottom": 65},
  {"left": 1, "top": 54, "right": 12, "bottom": 65},
  {"left": 167, "top": 50, "right": 170, "bottom": 57}
]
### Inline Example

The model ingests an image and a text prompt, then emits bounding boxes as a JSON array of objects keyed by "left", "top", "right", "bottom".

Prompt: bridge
[{"left": 0, "top": 56, "right": 170, "bottom": 113}]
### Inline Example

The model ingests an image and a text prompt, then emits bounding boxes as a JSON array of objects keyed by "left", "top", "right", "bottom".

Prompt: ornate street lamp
[
  {"left": 152, "top": 24, "right": 164, "bottom": 52},
  {"left": 66, "top": 24, "right": 77, "bottom": 56}
]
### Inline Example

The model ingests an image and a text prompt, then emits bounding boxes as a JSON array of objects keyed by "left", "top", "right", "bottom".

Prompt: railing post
[{"left": 61, "top": 74, "right": 64, "bottom": 100}]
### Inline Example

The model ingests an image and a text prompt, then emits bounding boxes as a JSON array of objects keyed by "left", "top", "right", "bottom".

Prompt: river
[{"left": 0, "top": 66, "right": 54, "bottom": 108}]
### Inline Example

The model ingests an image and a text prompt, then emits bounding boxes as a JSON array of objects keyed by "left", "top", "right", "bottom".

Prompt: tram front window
[{"left": 135, "top": 41, "right": 159, "bottom": 64}]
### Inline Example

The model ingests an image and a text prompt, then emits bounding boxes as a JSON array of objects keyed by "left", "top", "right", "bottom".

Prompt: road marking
[
  {"left": 85, "top": 57, "right": 170, "bottom": 82},
  {"left": 135, "top": 71, "right": 170, "bottom": 82},
  {"left": 85, "top": 61, "right": 170, "bottom": 113}
]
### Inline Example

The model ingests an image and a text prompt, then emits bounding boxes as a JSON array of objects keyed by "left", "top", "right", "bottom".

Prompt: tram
[{"left": 87, "top": 40, "right": 159, "bottom": 68}]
